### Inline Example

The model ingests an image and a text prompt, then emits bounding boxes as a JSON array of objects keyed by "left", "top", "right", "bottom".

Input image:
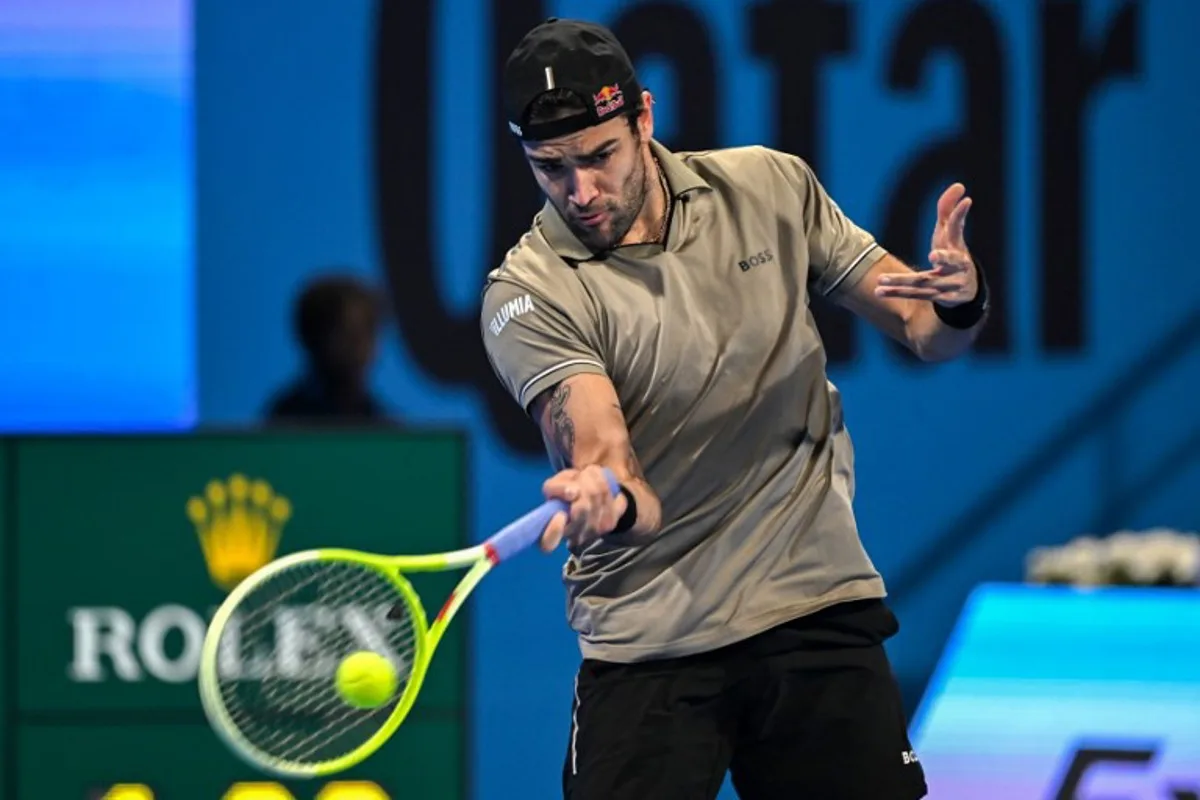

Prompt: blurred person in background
[{"left": 263, "top": 273, "right": 394, "bottom": 426}]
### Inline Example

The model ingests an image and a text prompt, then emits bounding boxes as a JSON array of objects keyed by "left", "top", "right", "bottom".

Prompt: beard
[{"left": 562, "top": 150, "right": 651, "bottom": 253}]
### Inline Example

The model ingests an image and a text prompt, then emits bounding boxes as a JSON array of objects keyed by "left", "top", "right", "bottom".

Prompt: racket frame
[{"left": 198, "top": 543, "right": 494, "bottom": 778}]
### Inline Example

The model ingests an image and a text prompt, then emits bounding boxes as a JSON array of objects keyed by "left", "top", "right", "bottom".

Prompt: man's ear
[{"left": 638, "top": 90, "right": 655, "bottom": 140}]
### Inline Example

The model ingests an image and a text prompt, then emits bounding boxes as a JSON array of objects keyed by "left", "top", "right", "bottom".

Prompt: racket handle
[{"left": 486, "top": 468, "right": 621, "bottom": 564}]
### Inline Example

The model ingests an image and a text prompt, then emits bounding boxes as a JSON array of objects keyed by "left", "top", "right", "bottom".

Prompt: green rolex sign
[{"left": 2, "top": 431, "right": 467, "bottom": 799}]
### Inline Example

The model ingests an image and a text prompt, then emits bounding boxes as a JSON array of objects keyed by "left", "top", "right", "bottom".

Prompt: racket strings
[
  {"left": 263, "top": 568, "right": 415, "bottom": 763},
  {"left": 213, "top": 560, "right": 419, "bottom": 766}
]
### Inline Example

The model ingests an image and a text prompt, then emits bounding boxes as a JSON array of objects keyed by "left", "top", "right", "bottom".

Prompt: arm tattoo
[{"left": 548, "top": 384, "right": 575, "bottom": 469}]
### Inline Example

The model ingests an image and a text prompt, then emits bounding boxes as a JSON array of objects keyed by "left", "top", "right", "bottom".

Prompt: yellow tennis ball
[{"left": 335, "top": 651, "right": 398, "bottom": 709}]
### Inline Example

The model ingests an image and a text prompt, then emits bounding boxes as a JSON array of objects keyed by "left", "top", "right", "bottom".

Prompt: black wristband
[
  {"left": 612, "top": 484, "right": 638, "bottom": 534},
  {"left": 933, "top": 258, "right": 990, "bottom": 330}
]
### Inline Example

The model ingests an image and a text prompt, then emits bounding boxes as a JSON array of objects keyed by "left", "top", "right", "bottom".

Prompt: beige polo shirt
[{"left": 481, "top": 139, "right": 889, "bottom": 663}]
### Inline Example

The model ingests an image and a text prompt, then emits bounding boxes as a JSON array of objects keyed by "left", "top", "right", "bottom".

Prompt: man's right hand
[{"left": 539, "top": 464, "right": 628, "bottom": 552}]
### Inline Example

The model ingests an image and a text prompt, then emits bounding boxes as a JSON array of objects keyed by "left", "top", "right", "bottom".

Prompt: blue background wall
[{"left": 3, "top": 0, "right": 1198, "bottom": 797}]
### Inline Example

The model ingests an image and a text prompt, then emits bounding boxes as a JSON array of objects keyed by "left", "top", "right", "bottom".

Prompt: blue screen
[
  {"left": 0, "top": 0, "right": 194, "bottom": 431},
  {"left": 911, "top": 584, "right": 1200, "bottom": 798}
]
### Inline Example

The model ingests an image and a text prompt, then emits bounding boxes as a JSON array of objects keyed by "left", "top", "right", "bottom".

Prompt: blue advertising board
[
  {"left": 0, "top": 0, "right": 194, "bottom": 431},
  {"left": 912, "top": 584, "right": 1200, "bottom": 799}
]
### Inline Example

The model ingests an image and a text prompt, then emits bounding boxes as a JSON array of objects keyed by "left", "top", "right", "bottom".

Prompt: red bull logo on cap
[{"left": 593, "top": 83, "right": 625, "bottom": 117}]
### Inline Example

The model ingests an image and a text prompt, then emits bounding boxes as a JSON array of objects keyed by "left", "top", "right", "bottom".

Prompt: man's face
[{"left": 522, "top": 108, "right": 652, "bottom": 252}]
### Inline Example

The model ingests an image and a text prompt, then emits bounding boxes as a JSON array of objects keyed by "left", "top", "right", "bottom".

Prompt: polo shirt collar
[{"left": 538, "top": 139, "right": 712, "bottom": 261}]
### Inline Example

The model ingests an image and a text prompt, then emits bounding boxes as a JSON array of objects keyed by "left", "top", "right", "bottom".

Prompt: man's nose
[{"left": 568, "top": 168, "right": 600, "bottom": 208}]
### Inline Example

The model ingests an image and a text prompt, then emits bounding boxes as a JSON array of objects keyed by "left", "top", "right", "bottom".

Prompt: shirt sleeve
[
  {"left": 774, "top": 152, "right": 888, "bottom": 299},
  {"left": 480, "top": 278, "right": 608, "bottom": 412}
]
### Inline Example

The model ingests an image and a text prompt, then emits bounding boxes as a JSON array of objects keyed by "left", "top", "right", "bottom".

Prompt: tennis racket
[{"left": 198, "top": 468, "right": 619, "bottom": 778}]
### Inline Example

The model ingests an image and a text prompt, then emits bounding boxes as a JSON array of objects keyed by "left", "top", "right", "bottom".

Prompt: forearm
[
  {"left": 536, "top": 376, "right": 663, "bottom": 537},
  {"left": 842, "top": 252, "right": 989, "bottom": 362},
  {"left": 906, "top": 302, "right": 988, "bottom": 362}
]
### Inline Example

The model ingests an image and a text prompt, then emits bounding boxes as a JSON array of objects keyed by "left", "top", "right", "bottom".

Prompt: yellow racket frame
[{"left": 198, "top": 542, "right": 494, "bottom": 778}]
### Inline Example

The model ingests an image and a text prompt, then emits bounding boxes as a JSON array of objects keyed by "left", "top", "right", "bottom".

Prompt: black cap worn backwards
[{"left": 503, "top": 18, "right": 643, "bottom": 143}]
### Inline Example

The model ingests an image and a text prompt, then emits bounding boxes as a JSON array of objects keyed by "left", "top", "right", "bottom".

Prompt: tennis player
[{"left": 481, "top": 17, "right": 988, "bottom": 800}]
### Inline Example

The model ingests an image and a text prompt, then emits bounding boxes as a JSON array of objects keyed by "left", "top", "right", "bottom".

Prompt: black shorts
[{"left": 562, "top": 599, "right": 927, "bottom": 800}]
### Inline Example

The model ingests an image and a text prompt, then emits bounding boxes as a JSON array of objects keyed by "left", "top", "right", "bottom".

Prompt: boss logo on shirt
[
  {"left": 488, "top": 293, "right": 535, "bottom": 336},
  {"left": 738, "top": 249, "right": 774, "bottom": 272}
]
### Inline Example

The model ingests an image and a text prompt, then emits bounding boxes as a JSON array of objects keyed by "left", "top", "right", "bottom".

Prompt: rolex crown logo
[{"left": 187, "top": 474, "right": 292, "bottom": 592}]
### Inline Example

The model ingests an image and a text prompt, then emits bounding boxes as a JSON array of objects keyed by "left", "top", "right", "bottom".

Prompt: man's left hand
[{"left": 874, "top": 182, "right": 978, "bottom": 308}]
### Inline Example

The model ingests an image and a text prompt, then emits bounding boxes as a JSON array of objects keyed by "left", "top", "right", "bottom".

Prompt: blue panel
[
  {"left": 0, "top": 0, "right": 194, "bottom": 431},
  {"left": 912, "top": 584, "right": 1200, "bottom": 799}
]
